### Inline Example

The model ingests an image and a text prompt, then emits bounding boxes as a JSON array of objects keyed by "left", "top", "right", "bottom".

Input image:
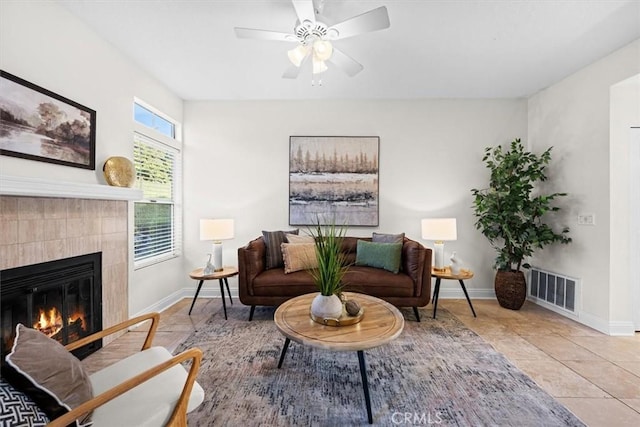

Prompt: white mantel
[{"left": 0, "top": 174, "right": 142, "bottom": 201}]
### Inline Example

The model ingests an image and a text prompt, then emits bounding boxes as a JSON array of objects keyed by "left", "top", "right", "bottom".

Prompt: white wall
[
  {"left": 0, "top": 1, "right": 185, "bottom": 316},
  {"left": 183, "top": 99, "right": 528, "bottom": 299},
  {"left": 528, "top": 39, "right": 640, "bottom": 334},
  {"left": 611, "top": 75, "right": 640, "bottom": 331}
]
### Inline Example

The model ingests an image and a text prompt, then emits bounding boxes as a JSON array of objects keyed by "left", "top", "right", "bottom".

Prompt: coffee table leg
[
  {"left": 218, "top": 279, "right": 228, "bottom": 320},
  {"left": 277, "top": 338, "right": 291, "bottom": 369},
  {"left": 357, "top": 350, "right": 373, "bottom": 424},
  {"left": 188, "top": 280, "right": 204, "bottom": 315}
]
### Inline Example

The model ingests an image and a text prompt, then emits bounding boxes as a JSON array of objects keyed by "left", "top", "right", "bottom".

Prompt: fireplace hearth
[{"left": 1, "top": 252, "right": 103, "bottom": 360}]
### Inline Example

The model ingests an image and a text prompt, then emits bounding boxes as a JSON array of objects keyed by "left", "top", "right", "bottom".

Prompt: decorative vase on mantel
[{"left": 310, "top": 294, "right": 343, "bottom": 319}]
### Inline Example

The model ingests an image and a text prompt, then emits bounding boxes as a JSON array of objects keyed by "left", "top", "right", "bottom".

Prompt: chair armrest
[
  {"left": 65, "top": 312, "right": 160, "bottom": 353},
  {"left": 47, "top": 347, "right": 203, "bottom": 427}
]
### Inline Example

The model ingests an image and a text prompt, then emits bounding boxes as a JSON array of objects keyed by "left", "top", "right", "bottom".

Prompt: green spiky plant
[
  {"left": 471, "top": 138, "right": 572, "bottom": 272},
  {"left": 308, "top": 218, "right": 349, "bottom": 296}
]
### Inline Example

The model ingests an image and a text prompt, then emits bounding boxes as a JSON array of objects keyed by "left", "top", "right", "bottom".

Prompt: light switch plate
[{"left": 577, "top": 213, "right": 595, "bottom": 225}]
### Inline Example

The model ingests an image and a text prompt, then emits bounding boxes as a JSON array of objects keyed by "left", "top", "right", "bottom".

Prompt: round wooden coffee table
[{"left": 274, "top": 292, "right": 404, "bottom": 424}]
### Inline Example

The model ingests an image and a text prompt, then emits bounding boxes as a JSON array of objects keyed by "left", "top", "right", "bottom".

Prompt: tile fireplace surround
[{"left": 0, "top": 176, "right": 141, "bottom": 345}]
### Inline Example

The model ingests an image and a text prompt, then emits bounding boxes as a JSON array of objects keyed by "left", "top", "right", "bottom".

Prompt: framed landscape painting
[
  {"left": 0, "top": 70, "right": 96, "bottom": 170},
  {"left": 289, "top": 136, "right": 379, "bottom": 226}
]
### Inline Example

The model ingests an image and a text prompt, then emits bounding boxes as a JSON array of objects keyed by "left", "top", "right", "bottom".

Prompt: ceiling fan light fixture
[
  {"left": 288, "top": 44, "right": 310, "bottom": 67},
  {"left": 312, "top": 56, "right": 328, "bottom": 74},
  {"left": 312, "top": 39, "right": 333, "bottom": 61}
]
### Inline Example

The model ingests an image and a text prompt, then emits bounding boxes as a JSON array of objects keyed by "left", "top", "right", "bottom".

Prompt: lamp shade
[
  {"left": 312, "top": 39, "right": 333, "bottom": 61},
  {"left": 200, "top": 219, "right": 234, "bottom": 241},
  {"left": 287, "top": 44, "right": 310, "bottom": 67},
  {"left": 421, "top": 218, "right": 457, "bottom": 241}
]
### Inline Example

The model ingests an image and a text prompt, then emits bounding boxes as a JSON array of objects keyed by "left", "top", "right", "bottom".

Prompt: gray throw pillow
[
  {"left": 372, "top": 232, "right": 405, "bottom": 244},
  {"left": 262, "top": 229, "right": 299, "bottom": 269},
  {"left": 355, "top": 240, "right": 403, "bottom": 274},
  {"left": 3, "top": 324, "right": 93, "bottom": 426}
]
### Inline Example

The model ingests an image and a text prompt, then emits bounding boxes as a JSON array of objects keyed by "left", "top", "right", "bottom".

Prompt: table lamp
[
  {"left": 200, "top": 219, "right": 234, "bottom": 272},
  {"left": 421, "top": 218, "right": 457, "bottom": 271}
]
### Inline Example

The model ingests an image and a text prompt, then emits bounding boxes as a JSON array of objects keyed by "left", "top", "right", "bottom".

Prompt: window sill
[{"left": 134, "top": 253, "right": 180, "bottom": 270}]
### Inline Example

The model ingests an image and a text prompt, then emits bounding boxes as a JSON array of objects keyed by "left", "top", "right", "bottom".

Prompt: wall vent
[{"left": 529, "top": 267, "right": 580, "bottom": 315}]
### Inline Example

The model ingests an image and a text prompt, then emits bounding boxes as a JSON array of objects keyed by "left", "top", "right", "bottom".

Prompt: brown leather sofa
[{"left": 238, "top": 236, "right": 432, "bottom": 321}]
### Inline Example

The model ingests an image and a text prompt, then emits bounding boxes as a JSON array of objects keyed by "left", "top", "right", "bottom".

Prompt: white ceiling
[{"left": 58, "top": 0, "right": 640, "bottom": 100}]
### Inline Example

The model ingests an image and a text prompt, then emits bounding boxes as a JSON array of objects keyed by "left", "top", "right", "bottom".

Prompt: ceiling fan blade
[
  {"left": 282, "top": 65, "right": 303, "bottom": 79},
  {"left": 329, "top": 6, "right": 390, "bottom": 40},
  {"left": 292, "top": 0, "right": 316, "bottom": 25},
  {"left": 234, "top": 27, "right": 296, "bottom": 42},
  {"left": 328, "top": 48, "right": 363, "bottom": 77}
]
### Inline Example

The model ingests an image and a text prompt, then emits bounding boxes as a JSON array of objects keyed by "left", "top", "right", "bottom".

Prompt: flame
[{"left": 33, "top": 307, "right": 86, "bottom": 338}]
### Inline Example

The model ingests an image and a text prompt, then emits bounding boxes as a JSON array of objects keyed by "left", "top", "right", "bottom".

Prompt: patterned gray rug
[{"left": 178, "top": 306, "right": 585, "bottom": 427}]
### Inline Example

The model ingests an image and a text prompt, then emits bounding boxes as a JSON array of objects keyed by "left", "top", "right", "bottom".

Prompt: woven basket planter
[{"left": 494, "top": 270, "right": 527, "bottom": 310}]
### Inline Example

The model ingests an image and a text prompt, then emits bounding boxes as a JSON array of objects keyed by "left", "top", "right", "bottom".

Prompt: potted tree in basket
[
  {"left": 471, "top": 138, "right": 571, "bottom": 310},
  {"left": 309, "top": 219, "right": 349, "bottom": 319}
]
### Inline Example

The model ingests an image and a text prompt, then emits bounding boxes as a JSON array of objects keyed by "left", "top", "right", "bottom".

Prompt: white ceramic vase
[
  {"left": 310, "top": 294, "right": 343, "bottom": 319},
  {"left": 450, "top": 251, "right": 462, "bottom": 275}
]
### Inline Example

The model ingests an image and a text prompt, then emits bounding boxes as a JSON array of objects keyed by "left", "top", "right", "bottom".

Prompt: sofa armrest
[
  {"left": 402, "top": 240, "right": 432, "bottom": 299},
  {"left": 238, "top": 237, "right": 266, "bottom": 299},
  {"left": 47, "top": 347, "right": 202, "bottom": 427}
]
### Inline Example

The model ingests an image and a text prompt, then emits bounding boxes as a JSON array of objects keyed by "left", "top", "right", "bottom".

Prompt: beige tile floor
[
  {"left": 84, "top": 297, "right": 640, "bottom": 427},
  {"left": 440, "top": 298, "right": 640, "bottom": 427}
]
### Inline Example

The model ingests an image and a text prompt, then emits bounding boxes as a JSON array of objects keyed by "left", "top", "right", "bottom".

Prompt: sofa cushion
[
  {"left": 3, "top": 324, "right": 93, "bottom": 426},
  {"left": 372, "top": 232, "right": 405, "bottom": 244},
  {"left": 285, "top": 233, "right": 314, "bottom": 244},
  {"left": 343, "top": 267, "right": 415, "bottom": 297},
  {"left": 281, "top": 242, "right": 318, "bottom": 273},
  {"left": 355, "top": 240, "right": 402, "bottom": 273},
  {"left": 262, "top": 229, "right": 298, "bottom": 269},
  {"left": 252, "top": 268, "right": 318, "bottom": 296},
  {"left": 0, "top": 377, "right": 49, "bottom": 426},
  {"left": 251, "top": 266, "right": 414, "bottom": 298}
]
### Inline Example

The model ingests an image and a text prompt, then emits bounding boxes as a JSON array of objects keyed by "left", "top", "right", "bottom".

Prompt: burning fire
[{"left": 33, "top": 307, "right": 86, "bottom": 338}]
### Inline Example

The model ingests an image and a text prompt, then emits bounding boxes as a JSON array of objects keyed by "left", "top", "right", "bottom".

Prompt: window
[
  {"left": 134, "top": 103, "right": 175, "bottom": 138},
  {"left": 133, "top": 101, "right": 181, "bottom": 267}
]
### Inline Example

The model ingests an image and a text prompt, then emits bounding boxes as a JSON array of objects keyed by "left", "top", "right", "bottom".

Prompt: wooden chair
[{"left": 47, "top": 312, "right": 204, "bottom": 427}]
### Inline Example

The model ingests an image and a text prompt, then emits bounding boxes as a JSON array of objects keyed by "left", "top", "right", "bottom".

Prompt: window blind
[{"left": 133, "top": 132, "right": 181, "bottom": 264}]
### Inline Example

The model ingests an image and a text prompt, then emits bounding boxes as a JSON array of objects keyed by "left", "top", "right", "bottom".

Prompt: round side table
[
  {"left": 431, "top": 267, "right": 476, "bottom": 319},
  {"left": 188, "top": 266, "right": 238, "bottom": 319}
]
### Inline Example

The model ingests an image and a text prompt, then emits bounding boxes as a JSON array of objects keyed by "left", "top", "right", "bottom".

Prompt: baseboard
[
  {"left": 435, "top": 288, "right": 496, "bottom": 299},
  {"left": 530, "top": 299, "right": 635, "bottom": 336},
  {"left": 132, "top": 285, "right": 239, "bottom": 317},
  {"left": 607, "top": 321, "right": 636, "bottom": 336}
]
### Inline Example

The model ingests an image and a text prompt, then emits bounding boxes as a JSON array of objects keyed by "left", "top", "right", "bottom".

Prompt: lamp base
[
  {"left": 212, "top": 241, "right": 224, "bottom": 272},
  {"left": 433, "top": 241, "right": 445, "bottom": 270}
]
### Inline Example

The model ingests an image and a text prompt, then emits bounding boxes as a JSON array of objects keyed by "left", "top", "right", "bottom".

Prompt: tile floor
[
  {"left": 83, "top": 297, "right": 640, "bottom": 427},
  {"left": 441, "top": 298, "right": 640, "bottom": 427}
]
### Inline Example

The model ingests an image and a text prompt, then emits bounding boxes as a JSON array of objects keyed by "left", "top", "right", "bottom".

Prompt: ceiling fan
[{"left": 234, "top": 0, "right": 390, "bottom": 80}]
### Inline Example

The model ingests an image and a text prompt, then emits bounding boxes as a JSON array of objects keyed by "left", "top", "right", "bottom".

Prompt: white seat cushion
[{"left": 89, "top": 347, "right": 204, "bottom": 427}]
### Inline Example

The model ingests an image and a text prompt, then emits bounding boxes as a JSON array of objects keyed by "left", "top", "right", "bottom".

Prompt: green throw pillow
[{"left": 355, "top": 240, "right": 402, "bottom": 274}]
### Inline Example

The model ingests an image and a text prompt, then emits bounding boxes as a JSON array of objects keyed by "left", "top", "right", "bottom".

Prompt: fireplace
[{"left": 1, "top": 252, "right": 103, "bottom": 360}]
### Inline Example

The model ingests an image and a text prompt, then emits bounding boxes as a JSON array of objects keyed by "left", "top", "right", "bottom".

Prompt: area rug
[{"left": 178, "top": 306, "right": 585, "bottom": 427}]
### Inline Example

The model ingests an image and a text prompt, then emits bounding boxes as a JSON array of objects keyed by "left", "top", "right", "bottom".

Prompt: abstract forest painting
[
  {"left": 0, "top": 70, "right": 96, "bottom": 170},
  {"left": 289, "top": 136, "right": 379, "bottom": 226}
]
